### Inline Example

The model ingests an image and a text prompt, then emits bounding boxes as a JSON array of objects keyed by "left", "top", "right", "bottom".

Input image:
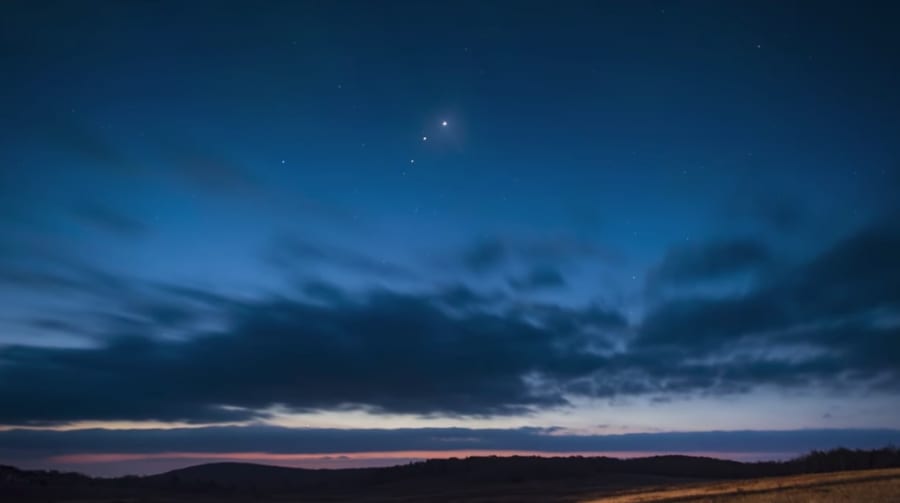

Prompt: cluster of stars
[
  {"left": 279, "top": 119, "right": 450, "bottom": 216},
  {"left": 409, "top": 119, "right": 448, "bottom": 166},
  {"left": 402, "top": 119, "right": 450, "bottom": 215}
]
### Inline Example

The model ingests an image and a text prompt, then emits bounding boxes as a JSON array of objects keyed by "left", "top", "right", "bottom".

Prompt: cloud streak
[
  {"left": 1, "top": 216, "right": 898, "bottom": 425},
  {"left": 2, "top": 426, "right": 897, "bottom": 464}
]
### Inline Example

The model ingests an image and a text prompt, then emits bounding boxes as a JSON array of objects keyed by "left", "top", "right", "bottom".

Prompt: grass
[{"left": 582, "top": 467, "right": 900, "bottom": 502}]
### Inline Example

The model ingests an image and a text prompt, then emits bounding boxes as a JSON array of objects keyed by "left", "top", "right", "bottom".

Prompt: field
[{"left": 587, "top": 467, "right": 900, "bottom": 502}]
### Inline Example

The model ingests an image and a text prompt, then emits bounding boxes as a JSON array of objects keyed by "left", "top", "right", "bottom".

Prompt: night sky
[{"left": 2, "top": 1, "right": 900, "bottom": 476}]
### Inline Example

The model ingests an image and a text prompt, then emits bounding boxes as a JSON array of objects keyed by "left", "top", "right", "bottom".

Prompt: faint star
[
  {"left": 281, "top": 159, "right": 286, "bottom": 164},
  {"left": 410, "top": 159, "right": 415, "bottom": 164},
  {"left": 756, "top": 44, "right": 762, "bottom": 49},
  {"left": 422, "top": 136, "right": 428, "bottom": 141}
]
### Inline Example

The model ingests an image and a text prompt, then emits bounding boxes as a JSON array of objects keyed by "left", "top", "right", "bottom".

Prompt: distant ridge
[
  {"left": 140, "top": 454, "right": 770, "bottom": 492},
  {"left": 3, "top": 448, "right": 900, "bottom": 502}
]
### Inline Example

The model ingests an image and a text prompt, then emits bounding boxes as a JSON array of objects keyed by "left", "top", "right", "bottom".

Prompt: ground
[{"left": 585, "top": 468, "right": 900, "bottom": 502}]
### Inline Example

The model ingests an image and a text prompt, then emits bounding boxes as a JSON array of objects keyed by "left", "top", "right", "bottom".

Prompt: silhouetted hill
[
  {"left": 139, "top": 455, "right": 746, "bottom": 492},
  {"left": 143, "top": 449, "right": 900, "bottom": 491},
  {"left": 151, "top": 461, "right": 326, "bottom": 485},
  {"left": 3, "top": 448, "right": 900, "bottom": 502}
]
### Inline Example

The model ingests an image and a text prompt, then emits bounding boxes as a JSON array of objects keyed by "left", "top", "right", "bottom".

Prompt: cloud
[
  {"left": 461, "top": 239, "right": 508, "bottom": 273},
  {"left": 0, "top": 287, "right": 621, "bottom": 424},
  {"left": 753, "top": 197, "right": 807, "bottom": 233},
  {"left": 1, "top": 426, "right": 897, "bottom": 459},
  {"left": 0, "top": 247, "right": 132, "bottom": 300},
  {"left": 723, "top": 192, "right": 810, "bottom": 234},
  {"left": 156, "top": 134, "right": 262, "bottom": 197},
  {"left": 638, "top": 223, "right": 900, "bottom": 352},
  {"left": 24, "top": 117, "right": 135, "bottom": 174},
  {"left": 459, "top": 236, "right": 613, "bottom": 274},
  {"left": 508, "top": 265, "right": 567, "bottom": 291},
  {"left": 264, "top": 236, "right": 416, "bottom": 280},
  {"left": 71, "top": 202, "right": 148, "bottom": 237},
  {"left": 1, "top": 222, "right": 898, "bottom": 425},
  {"left": 434, "top": 284, "right": 504, "bottom": 310},
  {"left": 628, "top": 223, "right": 900, "bottom": 400},
  {"left": 0, "top": 241, "right": 235, "bottom": 343},
  {"left": 647, "top": 239, "right": 773, "bottom": 290}
]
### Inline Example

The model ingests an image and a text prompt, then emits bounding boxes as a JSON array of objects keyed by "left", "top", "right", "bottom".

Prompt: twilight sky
[{"left": 2, "top": 0, "right": 900, "bottom": 476}]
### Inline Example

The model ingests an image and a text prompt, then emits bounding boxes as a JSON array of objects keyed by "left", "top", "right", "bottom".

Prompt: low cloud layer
[
  {"left": 2, "top": 426, "right": 897, "bottom": 460},
  {"left": 0, "top": 220, "right": 898, "bottom": 425}
]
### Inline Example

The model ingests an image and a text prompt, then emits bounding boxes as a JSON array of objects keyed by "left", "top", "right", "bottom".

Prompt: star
[
  {"left": 410, "top": 159, "right": 415, "bottom": 164},
  {"left": 441, "top": 120, "right": 448, "bottom": 127},
  {"left": 422, "top": 136, "right": 428, "bottom": 141},
  {"left": 280, "top": 159, "right": 286, "bottom": 164}
]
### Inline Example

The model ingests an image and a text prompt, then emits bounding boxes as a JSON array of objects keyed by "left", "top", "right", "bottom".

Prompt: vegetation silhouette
[{"left": 2, "top": 447, "right": 899, "bottom": 501}]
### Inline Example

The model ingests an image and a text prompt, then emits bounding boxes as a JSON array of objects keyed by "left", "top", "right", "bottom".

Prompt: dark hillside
[{"left": 2, "top": 448, "right": 899, "bottom": 502}]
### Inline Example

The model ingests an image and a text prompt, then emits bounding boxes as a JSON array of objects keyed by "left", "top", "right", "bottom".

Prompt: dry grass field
[{"left": 584, "top": 467, "right": 900, "bottom": 502}]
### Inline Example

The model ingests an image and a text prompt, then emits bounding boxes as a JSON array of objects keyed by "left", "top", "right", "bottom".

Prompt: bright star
[
  {"left": 422, "top": 136, "right": 428, "bottom": 141},
  {"left": 441, "top": 120, "right": 448, "bottom": 126}
]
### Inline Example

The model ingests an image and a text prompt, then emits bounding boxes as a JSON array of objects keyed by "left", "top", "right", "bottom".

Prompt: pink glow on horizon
[{"left": 53, "top": 449, "right": 794, "bottom": 467}]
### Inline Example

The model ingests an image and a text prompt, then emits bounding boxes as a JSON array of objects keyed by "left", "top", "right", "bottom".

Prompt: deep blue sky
[{"left": 1, "top": 1, "right": 899, "bottom": 475}]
